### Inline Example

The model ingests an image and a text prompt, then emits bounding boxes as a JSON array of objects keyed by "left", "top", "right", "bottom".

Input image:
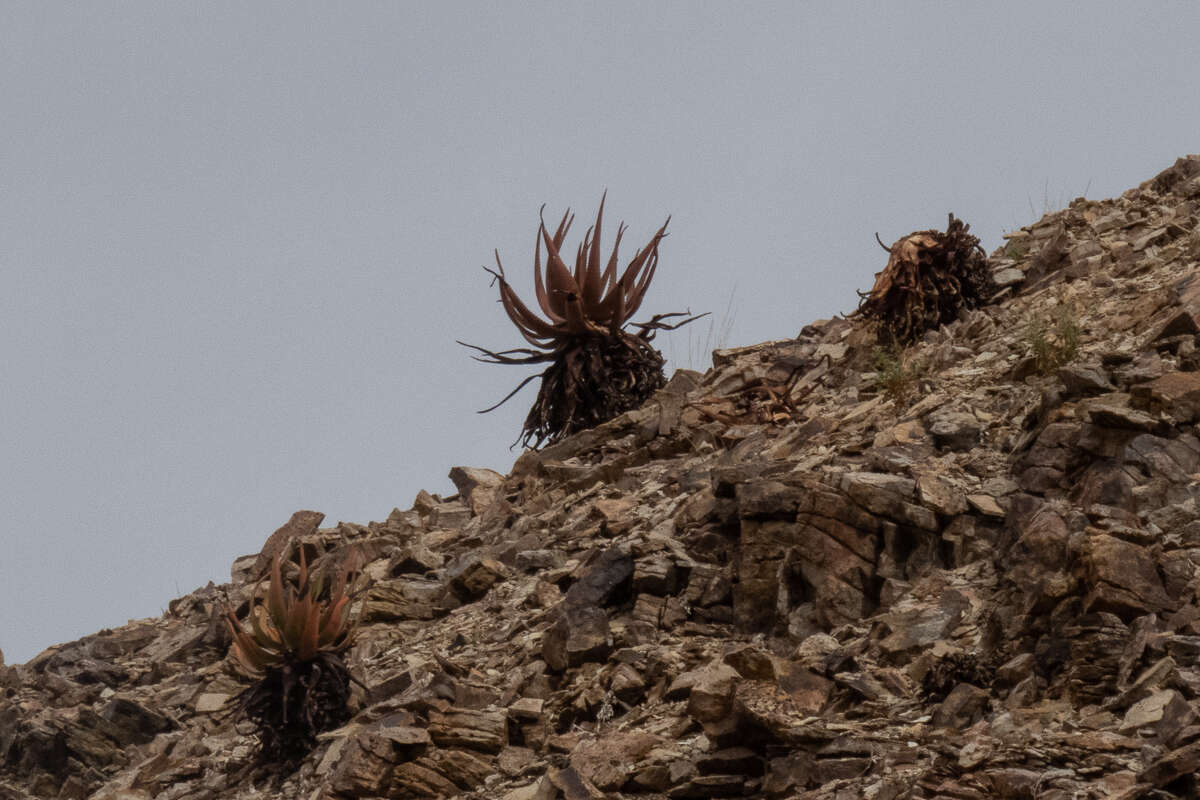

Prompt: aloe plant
[
  {"left": 225, "top": 547, "right": 358, "bottom": 672},
  {"left": 461, "top": 194, "right": 703, "bottom": 448},
  {"left": 223, "top": 545, "right": 364, "bottom": 763}
]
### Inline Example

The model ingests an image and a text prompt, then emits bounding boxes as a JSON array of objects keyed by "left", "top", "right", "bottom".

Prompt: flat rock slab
[
  {"left": 1138, "top": 371, "right": 1200, "bottom": 423},
  {"left": 427, "top": 708, "right": 508, "bottom": 753}
]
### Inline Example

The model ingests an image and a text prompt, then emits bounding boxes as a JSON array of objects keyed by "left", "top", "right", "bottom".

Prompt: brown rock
[
  {"left": 1154, "top": 308, "right": 1200, "bottom": 340},
  {"left": 916, "top": 474, "right": 968, "bottom": 517},
  {"left": 633, "top": 553, "right": 679, "bottom": 596},
  {"left": 1138, "top": 371, "right": 1200, "bottom": 423},
  {"left": 1064, "top": 612, "right": 1130, "bottom": 704},
  {"left": 547, "top": 765, "right": 607, "bottom": 800},
  {"left": 736, "top": 477, "right": 881, "bottom": 632},
  {"left": 424, "top": 747, "right": 496, "bottom": 792},
  {"left": 251, "top": 509, "right": 324, "bottom": 577},
  {"left": 774, "top": 662, "right": 834, "bottom": 714},
  {"left": 723, "top": 645, "right": 777, "bottom": 681},
  {"left": 192, "top": 693, "right": 229, "bottom": 713},
  {"left": 427, "top": 707, "right": 508, "bottom": 753},
  {"left": 1058, "top": 363, "right": 1113, "bottom": 397},
  {"left": 985, "top": 769, "right": 1043, "bottom": 798},
  {"left": 514, "top": 548, "right": 565, "bottom": 573},
  {"left": 992, "top": 266, "right": 1024, "bottom": 288},
  {"left": 98, "top": 696, "right": 174, "bottom": 746},
  {"left": 507, "top": 697, "right": 543, "bottom": 721},
  {"left": 448, "top": 554, "right": 508, "bottom": 600},
  {"left": 363, "top": 576, "right": 446, "bottom": 622},
  {"left": 497, "top": 745, "right": 539, "bottom": 777},
  {"left": 763, "top": 754, "right": 816, "bottom": 796},
  {"left": 327, "top": 733, "right": 399, "bottom": 796},
  {"left": 994, "top": 653, "right": 1035, "bottom": 688},
  {"left": 1141, "top": 740, "right": 1200, "bottom": 788},
  {"left": 669, "top": 774, "right": 746, "bottom": 797},
  {"left": 966, "top": 494, "right": 1005, "bottom": 519},
  {"left": 590, "top": 497, "right": 636, "bottom": 524},
  {"left": 926, "top": 410, "right": 981, "bottom": 451},
  {"left": 793, "top": 633, "right": 840, "bottom": 668},
  {"left": 695, "top": 746, "right": 764, "bottom": 777},
  {"left": 629, "top": 763, "right": 673, "bottom": 793},
  {"left": 569, "top": 732, "right": 661, "bottom": 792},
  {"left": 1084, "top": 533, "right": 1173, "bottom": 617},
  {"left": 665, "top": 667, "right": 705, "bottom": 701},
  {"left": 931, "top": 683, "right": 990, "bottom": 729},
  {"left": 730, "top": 678, "right": 832, "bottom": 745},
  {"left": 1086, "top": 394, "right": 1170, "bottom": 434},
  {"left": 1014, "top": 506, "right": 1068, "bottom": 566},
  {"left": 543, "top": 605, "right": 612, "bottom": 671},
  {"left": 565, "top": 546, "right": 634, "bottom": 608},
  {"left": 686, "top": 662, "right": 740, "bottom": 724},
  {"left": 1120, "top": 689, "right": 1196, "bottom": 741},
  {"left": 428, "top": 499, "right": 472, "bottom": 529},
  {"left": 878, "top": 589, "right": 971, "bottom": 655},
  {"left": 609, "top": 662, "right": 646, "bottom": 705},
  {"left": 840, "top": 472, "right": 915, "bottom": 518},
  {"left": 391, "top": 759, "right": 464, "bottom": 797},
  {"left": 412, "top": 488, "right": 438, "bottom": 515},
  {"left": 388, "top": 541, "right": 444, "bottom": 576},
  {"left": 448, "top": 465, "right": 504, "bottom": 515},
  {"left": 736, "top": 519, "right": 873, "bottom": 632}
]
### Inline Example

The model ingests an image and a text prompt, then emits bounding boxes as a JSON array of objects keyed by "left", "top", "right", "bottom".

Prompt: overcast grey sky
[{"left": 2, "top": 2, "right": 1197, "bottom": 663}]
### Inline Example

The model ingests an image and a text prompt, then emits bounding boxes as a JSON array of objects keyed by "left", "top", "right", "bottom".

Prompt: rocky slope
[{"left": 4, "top": 156, "right": 1200, "bottom": 800}]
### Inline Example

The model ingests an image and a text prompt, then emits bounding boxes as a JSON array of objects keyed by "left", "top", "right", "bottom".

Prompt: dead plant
[{"left": 855, "top": 214, "right": 996, "bottom": 345}]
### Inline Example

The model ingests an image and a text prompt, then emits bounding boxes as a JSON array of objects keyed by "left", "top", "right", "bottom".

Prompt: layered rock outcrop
[{"left": 3, "top": 155, "right": 1200, "bottom": 799}]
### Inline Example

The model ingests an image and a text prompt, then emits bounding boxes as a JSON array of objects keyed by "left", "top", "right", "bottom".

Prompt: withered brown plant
[
  {"left": 461, "top": 194, "right": 703, "bottom": 449},
  {"left": 855, "top": 214, "right": 995, "bottom": 345},
  {"left": 223, "top": 545, "right": 364, "bottom": 764}
]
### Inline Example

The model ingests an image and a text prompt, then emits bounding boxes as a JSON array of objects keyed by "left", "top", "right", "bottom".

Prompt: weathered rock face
[{"left": 4, "top": 155, "right": 1200, "bottom": 799}]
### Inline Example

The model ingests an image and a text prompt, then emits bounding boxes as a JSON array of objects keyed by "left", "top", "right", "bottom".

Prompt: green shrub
[
  {"left": 1002, "top": 238, "right": 1030, "bottom": 261},
  {"left": 1024, "top": 304, "right": 1081, "bottom": 374},
  {"left": 872, "top": 345, "right": 923, "bottom": 406}
]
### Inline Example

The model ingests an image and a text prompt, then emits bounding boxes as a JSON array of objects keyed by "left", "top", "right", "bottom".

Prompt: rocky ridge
[{"left": 3, "top": 156, "right": 1200, "bottom": 799}]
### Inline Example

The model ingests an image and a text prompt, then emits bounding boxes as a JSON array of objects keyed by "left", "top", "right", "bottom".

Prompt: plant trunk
[{"left": 521, "top": 332, "right": 666, "bottom": 449}]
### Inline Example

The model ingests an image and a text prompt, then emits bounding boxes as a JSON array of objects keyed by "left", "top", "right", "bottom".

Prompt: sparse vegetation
[
  {"left": 223, "top": 546, "right": 365, "bottom": 764},
  {"left": 460, "top": 195, "right": 703, "bottom": 449},
  {"left": 1024, "top": 303, "right": 1082, "bottom": 374},
  {"left": 668, "top": 286, "right": 736, "bottom": 372},
  {"left": 1002, "top": 238, "right": 1030, "bottom": 261},
  {"left": 872, "top": 344, "right": 924, "bottom": 406}
]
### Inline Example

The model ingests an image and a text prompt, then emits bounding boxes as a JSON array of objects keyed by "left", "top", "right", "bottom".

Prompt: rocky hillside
[{"left": 4, "top": 156, "right": 1200, "bottom": 800}]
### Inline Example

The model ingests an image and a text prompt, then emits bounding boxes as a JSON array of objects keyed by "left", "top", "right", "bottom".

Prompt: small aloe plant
[
  {"left": 223, "top": 545, "right": 364, "bottom": 763},
  {"left": 226, "top": 547, "right": 359, "bottom": 671}
]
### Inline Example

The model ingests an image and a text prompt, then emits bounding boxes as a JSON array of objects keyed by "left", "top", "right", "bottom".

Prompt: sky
[{"left": 2, "top": 2, "right": 1198, "bottom": 664}]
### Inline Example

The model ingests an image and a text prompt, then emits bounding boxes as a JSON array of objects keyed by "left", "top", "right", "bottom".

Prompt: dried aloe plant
[
  {"left": 223, "top": 545, "right": 364, "bottom": 763},
  {"left": 461, "top": 194, "right": 703, "bottom": 449},
  {"left": 855, "top": 214, "right": 995, "bottom": 345}
]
